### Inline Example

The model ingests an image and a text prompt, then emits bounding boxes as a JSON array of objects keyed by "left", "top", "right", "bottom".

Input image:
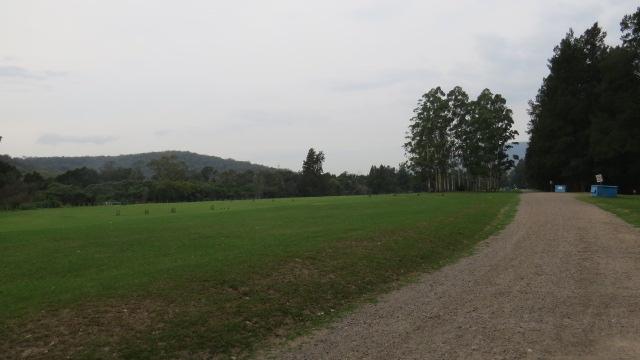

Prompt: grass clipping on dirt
[
  {"left": 0, "top": 192, "right": 519, "bottom": 359},
  {"left": 580, "top": 195, "right": 640, "bottom": 227}
]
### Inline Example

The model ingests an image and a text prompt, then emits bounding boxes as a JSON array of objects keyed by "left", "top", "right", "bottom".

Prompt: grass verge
[{"left": 580, "top": 195, "right": 640, "bottom": 227}]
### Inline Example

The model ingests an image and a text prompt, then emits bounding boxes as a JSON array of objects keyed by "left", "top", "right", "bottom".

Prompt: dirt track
[{"left": 264, "top": 193, "right": 640, "bottom": 359}]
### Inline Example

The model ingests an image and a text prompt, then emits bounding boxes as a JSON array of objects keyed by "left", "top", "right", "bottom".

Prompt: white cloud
[{"left": 37, "top": 133, "right": 117, "bottom": 145}]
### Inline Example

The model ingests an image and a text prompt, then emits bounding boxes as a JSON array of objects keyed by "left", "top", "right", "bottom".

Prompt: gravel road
[{"left": 263, "top": 193, "right": 640, "bottom": 359}]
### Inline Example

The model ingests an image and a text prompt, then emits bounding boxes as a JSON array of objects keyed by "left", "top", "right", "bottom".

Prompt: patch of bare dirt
[{"left": 1, "top": 297, "right": 170, "bottom": 360}]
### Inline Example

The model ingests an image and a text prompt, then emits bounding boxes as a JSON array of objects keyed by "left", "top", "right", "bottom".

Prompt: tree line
[
  {"left": 0, "top": 52, "right": 529, "bottom": 209},
  {"left": 404, "top": 86, "right": 518, "bottom": 192},
  {"left": 0, "top": 81, "right": 522, "bottom": 210},
  {"left": 526, "top": 7, "right": 640, "bottom": 193},
  {"left": 0, "top": 151, "right": 428, "bottom": 210}
]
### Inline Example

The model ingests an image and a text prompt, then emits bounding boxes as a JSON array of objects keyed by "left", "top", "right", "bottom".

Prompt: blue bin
[
  {"left": 590, "top": 185, "right": 618, "bottom": 198},
  {"left": 554, "top": 185, "right": 567, "bottom": 192}
]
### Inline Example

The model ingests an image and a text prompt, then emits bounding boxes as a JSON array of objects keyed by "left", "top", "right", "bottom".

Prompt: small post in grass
[
  {"left": 170, "top": 207, "right": 176, "bottom": 214},
  {"left": 144, "top": 209, "right": 149, "bottom": 215}
]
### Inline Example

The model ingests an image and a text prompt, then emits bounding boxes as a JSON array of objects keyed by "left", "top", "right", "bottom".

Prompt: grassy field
[
  {"left": 0, "top": 192, "right": 519, "bottom": 359},
  {"left": 581, "top": 195, "right": 640, "bottom": 227}
]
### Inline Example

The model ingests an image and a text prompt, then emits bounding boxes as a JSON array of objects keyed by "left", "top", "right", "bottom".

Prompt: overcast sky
[{"left": 1, "top": 0, "right": 637, "bottom": 173}]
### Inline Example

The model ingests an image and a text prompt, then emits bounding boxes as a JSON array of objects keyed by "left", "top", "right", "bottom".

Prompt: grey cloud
[
  {"left": 465, "top": 34, "right": 551, "bottom": 103},
  {"left": 153, "top": 129, "right": 172, "bottom": 136},
  {"left": 37, "top": 133, "right": 117, "bottom": 145},
  {"left": 0, "top": 65, "right": 37, "bottom": 78},
  {"left": 232, "top": 110, "right": 295, "bottom": 126},
  {"left": 0, "top": 65, "right": 66, "bottom": 79},
  {"left": 350, "top": 2, "right": 411, "bottom": 22},
  {"left": 332, "top": 69, "right": 436, "bottom": 92}
]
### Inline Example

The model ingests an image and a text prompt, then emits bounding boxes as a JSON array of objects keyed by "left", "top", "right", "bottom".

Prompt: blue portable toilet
[
  {"left": 591, "top": 185, "right": 618, "bottom": 198},
  {"left": 554, "top": 185, "right": 567, "bottom": 192}
]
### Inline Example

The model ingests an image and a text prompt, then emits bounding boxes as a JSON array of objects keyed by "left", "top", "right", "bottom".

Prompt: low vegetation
[
  {"left": 581, "top": 195, "right": 640, "bottom": 227},
  {"left": 0, "top": 192, "right": 518, "bottom": 358}
]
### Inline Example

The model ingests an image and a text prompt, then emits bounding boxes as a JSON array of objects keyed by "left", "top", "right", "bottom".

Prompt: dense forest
[{"left": 526, "top": 7, "right": 640, "bottom": 193}]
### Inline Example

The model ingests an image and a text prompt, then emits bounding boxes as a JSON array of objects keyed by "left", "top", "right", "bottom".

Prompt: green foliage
[
  {"left": 621, "top": 7, "right": 640, "bottom": 54},
  {"left": 200, "top": 166, "right": 216, "bottom": 182},
  {"left": 0, "top": 192, "right": 518, "bottom": 358},
  {"left": 0, "top": 160, "right": 22, "bottom": 188},
  {"left": 45, "top": 182, "right": 93, "bottom": 205},
  {"left": 461, "top": 89, "right": 518, "bottom": 179},
  {"left": 100, "top": 161, "right": 144, "bottom": 182},
  {"left": 22, "top": 171, "right": 45, "bottom": 184},
  {"left": 405, "top": 86, "right": 517, "bottom": 191},
  {"left": 405, "top": 87, "right": 453, "bottom": 182},
  {"left": 0, "top": 160, "right": 29, "bottom": 209},
  {"left": 147, "top": 155, "right": 189, "bottom": 181},
  {"left": 55, "top": 167, "right": 101, "bottom": 187},
  {"left": 368, "top": 165, "right": 399, "bottom": 194}
]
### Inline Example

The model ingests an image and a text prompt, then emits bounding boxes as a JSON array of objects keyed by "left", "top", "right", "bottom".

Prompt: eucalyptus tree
[
  {"left": 404, "top": 87, "right": 455, "bottom": 191},
  {"left": 447, "top": 86, "right": 472, "bottom": 190},
  {"left": 472, "top": 89, "right": 518, "bottom": 190},
  {"left": 406, "top": 86, "right": 517, "bottom": 192}
]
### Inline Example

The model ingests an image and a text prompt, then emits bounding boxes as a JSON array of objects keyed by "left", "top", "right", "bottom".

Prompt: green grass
[
  {"left": 581, "top": 195, "right": 640, "bottom": 227},
  {"left": 0, "top": 193, "right": 519, "bottom": 359}
]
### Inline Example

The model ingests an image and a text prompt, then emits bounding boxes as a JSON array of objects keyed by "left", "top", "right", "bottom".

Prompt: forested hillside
[{"left": 5, "top": 151, "right": 270, "bottom": 176}]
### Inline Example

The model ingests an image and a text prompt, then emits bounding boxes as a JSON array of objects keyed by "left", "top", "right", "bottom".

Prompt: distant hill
[
  {"left": 506, "top": 142, "right": 528, "bottom": 163},
  {"left": 5, "top": 151, "right": 272, "bottom": 176}
]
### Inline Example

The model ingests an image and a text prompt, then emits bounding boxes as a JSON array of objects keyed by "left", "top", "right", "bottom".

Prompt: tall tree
[
  {"left": 621, "top": 7, "right": 640, "bottom": 56},
  {"left": 299, "top": 148, "right": 327, "bottom": 196},
  {"left": 586, "top": 8, "right": 640, "bottom": 193},
  {"left": 447, "top": 86, "right": 471, "bottom": 173},
  {"left": 404, "top": 87, "right": 454, "bottom": 191},
  {"left": 526, "top": 24, "right": 608, "bottom": 191},
  {"left": 470, "top": 89, "right": 518, "bottom": 190}
]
